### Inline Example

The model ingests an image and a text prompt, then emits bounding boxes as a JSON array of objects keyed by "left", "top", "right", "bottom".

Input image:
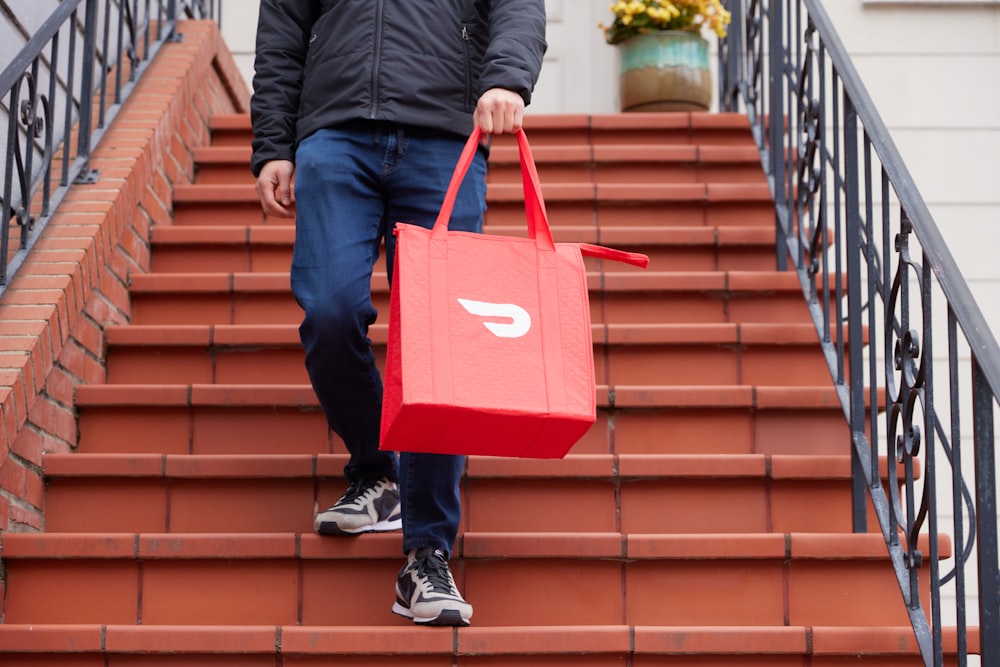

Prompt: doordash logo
[{"left": 457, "top": 298, "right": 531, "bottom": 339}]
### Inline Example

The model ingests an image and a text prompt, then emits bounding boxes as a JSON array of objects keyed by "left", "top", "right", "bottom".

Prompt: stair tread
[
  {"left": 171, "top": 181, "right": 773, "bottom": 203},
  {"left": 194, "top": 143, "right": 763, "bottom": 164},
  {"left": 150, "top": 224, "right": 777, "bottom": 245},
  {"left": 146, "top": 224, "right": 780, "bottom": 275},
  {"left": 1, "top": 530, "right": 926, "bottom": 560},
  {"left": 72, "top": 382, "right": 852, "bottom": 409},
  {"left": 0, "top": 622, "right": 952, "bottom": 657},
  {"left": 125, "top": 269, "right": 805, "bottom": 293},
  {"left": 41, "top": 452, "right": 858, "bottom": 480},
  {"left": 209, "top": 111, "right": 755, "bottom": 132},
  {"left": 103, "top": 322, "right": 826, "bottom": 347}
]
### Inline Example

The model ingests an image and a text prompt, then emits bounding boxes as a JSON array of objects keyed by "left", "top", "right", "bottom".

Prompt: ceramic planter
[{"left": 619, "top": 30, "right": 712, "bottom": 112}]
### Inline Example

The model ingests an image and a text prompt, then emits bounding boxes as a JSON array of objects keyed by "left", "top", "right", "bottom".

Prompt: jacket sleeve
[
  {"left": 249, "top": 0, "right": 320, "bottom": 177},
  {"left": 479, "top": 0, "right": 547, "bottom": 105}
]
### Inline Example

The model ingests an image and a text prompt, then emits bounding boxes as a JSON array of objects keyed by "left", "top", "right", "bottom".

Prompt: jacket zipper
[
  {"left": 462, "top": 25, "right": 472, "bottom": 109},
  {"left": 370, "top": 0, "right": 385, "bottom": 118}
]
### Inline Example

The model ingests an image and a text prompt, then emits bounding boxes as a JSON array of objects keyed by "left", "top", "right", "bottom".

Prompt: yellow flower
[{"left": 602, "top": 0, "right": 731, "bottom": 44}]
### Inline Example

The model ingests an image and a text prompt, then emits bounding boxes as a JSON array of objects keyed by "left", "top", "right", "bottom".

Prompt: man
[{"left": 249, "top": 0, "right": 546, "bottom": 627}]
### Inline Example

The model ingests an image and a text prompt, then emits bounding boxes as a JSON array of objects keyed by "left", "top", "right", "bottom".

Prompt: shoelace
[
  {"left": 414, "top": 553, "right": 457, "bottom": 595},
  {"left": 337, "top": 479, "right": 377, "bottom": 507}
]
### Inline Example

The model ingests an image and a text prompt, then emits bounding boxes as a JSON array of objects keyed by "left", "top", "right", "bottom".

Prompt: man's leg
[
  {"left": 382, "top": 128, "right": 488, "bottom": 626},
  {"left": 293, "top": 127, "right": 401, "bottom": 534},
  {"left": 383, "top": 128, "right": 487, "bottom": 555}
]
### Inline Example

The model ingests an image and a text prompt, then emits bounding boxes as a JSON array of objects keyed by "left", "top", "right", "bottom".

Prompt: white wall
[{"left": 218, "top": 0, "right": 260, "bottom": 98}]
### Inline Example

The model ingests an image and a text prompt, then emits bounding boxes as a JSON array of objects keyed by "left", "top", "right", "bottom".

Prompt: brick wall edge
[{"left": 0, "top": 19, "right": 247, "bottom": 534}]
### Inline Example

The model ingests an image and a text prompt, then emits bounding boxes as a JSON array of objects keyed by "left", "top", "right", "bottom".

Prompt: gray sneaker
[
  {"left": 314, "top": 477, "right": 402, "bottom": 535},
  {"left": 392, "top": 547, "right": 473, "bottom": 626}
]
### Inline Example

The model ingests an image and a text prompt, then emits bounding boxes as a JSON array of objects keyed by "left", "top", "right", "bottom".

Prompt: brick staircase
[{"left": 0, "top": 106, "right": 960, "bottom": 664}]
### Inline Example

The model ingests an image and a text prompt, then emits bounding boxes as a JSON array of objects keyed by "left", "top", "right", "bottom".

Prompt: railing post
[
  {"left": 2, "top": 93, "right": 16, "bottom": 283},
  {"left": 972, "top": 359, "right": 1000, "bottom": 663},
  {"left": 76, "top": 0, "right": 99, "bottom": 182},
  {"left": 720, "top": 0, "right": 743, "bottom": 112},
  {"left": 842, "top": 96, "right": 868, "bottom": 534},
  {"left": 167, "top": 0, "right": 178, "bottom": 40},
  {"left": 767, "top": 0, "right": 787, "bottom": 272}
]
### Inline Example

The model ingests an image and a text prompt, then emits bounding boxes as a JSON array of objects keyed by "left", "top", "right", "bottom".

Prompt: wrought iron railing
[
  {"left": 0, "top": 0, "right": 218, "bottom": 294},
  {"left": 719, "top": 1, "right": 999, "bottom": 664}
]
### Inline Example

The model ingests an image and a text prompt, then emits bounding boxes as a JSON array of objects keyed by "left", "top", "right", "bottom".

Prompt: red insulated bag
[{"left": 379, "top": 127, "right": 648, "bottom": 458}]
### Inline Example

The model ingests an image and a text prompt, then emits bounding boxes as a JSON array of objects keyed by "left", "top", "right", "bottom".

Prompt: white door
[{"left": 529, "top": 0, "right": 619, "bottom": 115}]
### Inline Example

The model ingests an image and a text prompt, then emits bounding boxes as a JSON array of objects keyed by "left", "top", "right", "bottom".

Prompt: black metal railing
[
  {"left": 719, "top": 1, "right": 999, "bottom": 664},
  {"left": 0, "top": 0, "right": 218, "bottom": 294}
]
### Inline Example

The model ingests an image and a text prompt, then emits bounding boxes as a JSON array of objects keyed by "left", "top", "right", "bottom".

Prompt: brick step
[
  {"left": 102, "top": 322, "right": 835, "bottom": 387},
  {"left": 149, "top": 224, "right": 779, "bottom": 274},
  {"left": 193, "top": 143, "right": 766, "bottom": 186},
  {"left": 41, "top": 453, "right": 878, "bottom": 535},
  {"left": 0, "top": 623, "right": 960, "bottom": 666},
  {"left": 490, "top": 143, "right": 767, "bottom": 185},
  {"left": 72, "top": 384, "right": 859, "bottom": 456},
  {"left": 169, "top": 182, "right": 774, "bottom": 228},
  {"left": 206, "top": 111, "right": 759, "bottom": 149},
  {"left": 124, "top": 270, "right": 819, "bottom": 327},
  {"left": 0, "top": 531, "right": 938, "bottom": 627}
]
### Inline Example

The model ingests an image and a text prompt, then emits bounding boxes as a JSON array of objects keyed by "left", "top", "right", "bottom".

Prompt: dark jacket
[{"left": 250, "top": 0, "right": 547, "bottom": 176}]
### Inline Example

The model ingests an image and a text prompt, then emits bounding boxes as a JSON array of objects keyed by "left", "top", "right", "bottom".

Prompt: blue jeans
[{"left": 293, "top": 122, "right": 487, "bottom": 558}]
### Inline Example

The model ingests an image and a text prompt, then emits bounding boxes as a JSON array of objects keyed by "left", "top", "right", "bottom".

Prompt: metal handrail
[
  {"left": 720, "top": 0, "right": 998, "bottom": 664},
  {"left": 0, "top": 0, "right": 217, "bottom": 293}
]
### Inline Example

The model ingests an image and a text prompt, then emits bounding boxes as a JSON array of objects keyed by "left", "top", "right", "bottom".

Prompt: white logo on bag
[{"left": 457, "top": 298, "right": 531, "bottom": 338}]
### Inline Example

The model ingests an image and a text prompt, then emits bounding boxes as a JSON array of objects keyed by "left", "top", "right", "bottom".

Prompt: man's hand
[
  {"left": 474, "top": 88, "right": 526, "bottom": 135},
  {"left": 255, "top": 159, "right": 295, "bottom": 218}
]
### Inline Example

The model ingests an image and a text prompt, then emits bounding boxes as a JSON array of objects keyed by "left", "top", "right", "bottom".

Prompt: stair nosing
[
  {"left": 170, "top": 181, "right": 774, "bottom": 205},
  {"left": 1, "top": 531, "right": 910, "bottom": 561},
  {"left": 73, "top": 383, "right": 858, "bottom": 411},
  {"left": 103, "top": 322, "right": 829, "bottom": 348},
  {"left": 0, "top": 623, "right": 949, "bottom": 657},
  {"left": 126, "top": 270, "right": 807, "bottom": 295}
]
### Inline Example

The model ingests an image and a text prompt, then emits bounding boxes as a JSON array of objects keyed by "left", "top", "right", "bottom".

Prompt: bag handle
[
  {"left": 432, "top": 127, "right": 555, "bottom": 252},
  {"left": 579, "top": 243, "right": 650, "bottom": 269},
  {"left": 432, "top": 127, "right": 649, "bottom": 270}
]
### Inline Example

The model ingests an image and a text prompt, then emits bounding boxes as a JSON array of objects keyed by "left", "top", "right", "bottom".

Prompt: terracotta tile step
[
  {"left": 207, "top": 112, "right": 758, "bottom": 149},
  {"left": 169, "top": 182, "right": 775, "bottom": 228},
  {"left": 102, "top": 322, "right": 836, "bottom": 387},
  {"left": 41, "top": 452, "right": 884, "bottom": 535},
  {"left": 148, "top": 224, "right": 779, "bottom": 274},
  {"left": 125, "top": 270, "right": 821, "bottom": 327},
  {"left": 0, "top": 623, "right": 965, "bottom": 665},
  {"left": 72, "top": 384, "right": 865, "bottom": 456},
  {"left": 487, "top": 144, "right": 768, "bottom": 185},
  {"left": 0, "top": 531, "right": 942, "bottom": 627},
  {"left": 3, "top": 626, "right": 975, "bottom": 666},
  {"left": 192, "top": 143, "right": 766, "bottom": 186},
  {"left": 465, "top": 453, "right": 889, "bottom": 536},
  {"left": 596, "top": 321, "right": 845, "bottom": 386}
]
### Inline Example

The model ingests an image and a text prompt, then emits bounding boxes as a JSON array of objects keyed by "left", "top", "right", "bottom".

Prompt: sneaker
[
  {"left": 313, "top": 477, "right": 401, "bottom": 535},
  {"left": 392, "top": 547, "right": 473, "bottom": 626}
]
